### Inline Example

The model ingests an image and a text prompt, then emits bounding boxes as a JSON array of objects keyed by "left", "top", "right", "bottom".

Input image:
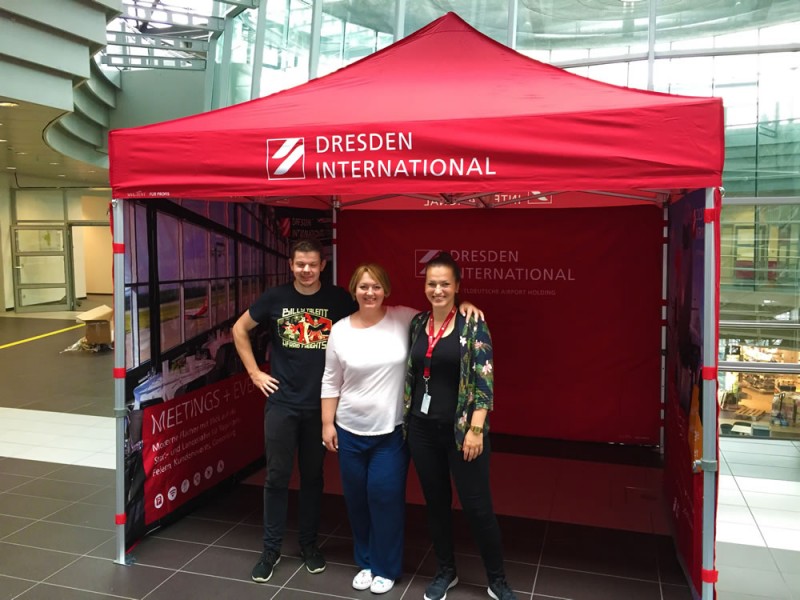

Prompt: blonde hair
[{"left": 348, "top": 263, "right": 391, "bottom": 298}]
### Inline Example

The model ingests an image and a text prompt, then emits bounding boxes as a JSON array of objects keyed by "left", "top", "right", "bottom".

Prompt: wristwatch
[{"left": 468, "top": 424, "right": 484, "bottom": 435}]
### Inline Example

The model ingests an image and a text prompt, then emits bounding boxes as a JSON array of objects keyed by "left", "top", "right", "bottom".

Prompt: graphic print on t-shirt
[{"left": 278, "top": 307, "right": 332, "bottom": 349}]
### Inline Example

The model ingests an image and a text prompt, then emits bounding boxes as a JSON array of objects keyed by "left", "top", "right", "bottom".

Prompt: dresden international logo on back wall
[
  {"left": 267, "top": 138, "right": 305, "bottom": 180},
  {"left": 415, "top": 249, "right": 441, "bottom": 277}
]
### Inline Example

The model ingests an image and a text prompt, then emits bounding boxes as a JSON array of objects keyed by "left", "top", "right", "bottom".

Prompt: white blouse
[{"left": 321, "top": 305, "right": 418, "bottom": 435}]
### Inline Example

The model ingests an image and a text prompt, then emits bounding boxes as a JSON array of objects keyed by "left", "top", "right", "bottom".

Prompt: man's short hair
[
  {"left": 348, "top": 263, "right": 392, "bottom": 298},
  {"left": 290, "top": 239, "right": 324, "bottom": 260}
]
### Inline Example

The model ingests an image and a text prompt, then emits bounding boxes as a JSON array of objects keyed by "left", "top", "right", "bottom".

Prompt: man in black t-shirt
[{"left": 232, "top": 239, "right": 355, "bottom": 583}]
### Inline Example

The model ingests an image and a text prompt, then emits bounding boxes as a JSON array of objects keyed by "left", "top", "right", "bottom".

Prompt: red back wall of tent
[{"left": 337, "top": 205, "right": 663, "bottom": 444}]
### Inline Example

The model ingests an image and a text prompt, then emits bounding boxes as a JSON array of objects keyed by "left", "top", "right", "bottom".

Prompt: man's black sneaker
[
  {"left": 487, "top": 577, "right": 517, "bottom": 600},
  {"left": 424, "top": 568, "right": 458, "bottom": 600},
  {"left": 251, "top": 549, "right": 281, "bottom": 583},
  {"left": 300, "top": 544, "right": 326, "bottom": 574}
]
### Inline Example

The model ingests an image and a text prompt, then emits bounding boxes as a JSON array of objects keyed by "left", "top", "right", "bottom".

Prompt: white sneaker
[
  {"left": 370, "top": 576, "right": 395, "bottom": 594},
  {"left": 353, "top": 569, "right": 373, "bottom": 590}
]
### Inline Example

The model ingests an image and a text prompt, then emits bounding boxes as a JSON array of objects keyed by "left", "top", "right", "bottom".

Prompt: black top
[
  {"left": 249, "top": 282, "right": 355, "bottom": 408},
  {"left": 410, "top": 322, "right": 460, "bottom": 423}
]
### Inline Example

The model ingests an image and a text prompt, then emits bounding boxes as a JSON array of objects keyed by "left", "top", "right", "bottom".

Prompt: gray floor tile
[
  {"left": 540, "top": 522, "right": 660, "bottom": 581},
  {"left": 80, "top": 485, "right": 116, "bottom": 507},
  {"left": 210, "top": 521, "right": 263, "bottom": 552},
  {"left": 0, "top": 542, "right": 79, "bottom": 580},
  {"left": 729, "top": 463, "right": 800, "bottom": 482},
  {"left": 0, "top": 574, "right": 37, "bottom": 600},
  {"left": 716, "top": 563, "right": 794, "bottom": 599},
  {"left": 14, "top": 583, "right": 126, "bottom": 599},
  {"left": 43, "top": 501, "right": 116, "bottom": 530},
  {"left": 0, "top": 472, "right": 35, "bottom": 493},
  {"left": 44, "top": 556, "right": 173, "bottom": 599},
  {"left": 534, "top": 566, "right": 663, "bottom": 600},
  {"left": 124, "top": 536, "right": 208, "bottom": 569},
  {"left": 3, "top": 520, "right": 113, "bottom": 554},
  {"left": 0, "top": 493, "right": 72, "bottom": 519},
  {"left": 0, "top": 459, "right": 60, "bottom": 478},
  {"left": 0, "top": 513, "right": 35, "bottom": 539},
  {"left": 152, "top": 515, "right": 237, "bottom": 545},
  {"left": 661, "top": 583, "right": 693, "bottom": 600},
  {"left": 183, "top": 545, "right": 295, "bottom": 584},
  {"left": 10, "top": 478, "right": 106, "bottom": 503},
  {"left": 144, "top": 571, "right": 280, "bottom": 600},
  {"left": 771, "top": 548, "right": 800, "bottom": 575},
  {"left": 716, "top": 541, "right": 779, "bottom": 571},
  {"left": 44, "top": 464, "right": 115, "bottom": 487},
  {"left": 725, "top": 450, "right": 800, "bottom": 469}
]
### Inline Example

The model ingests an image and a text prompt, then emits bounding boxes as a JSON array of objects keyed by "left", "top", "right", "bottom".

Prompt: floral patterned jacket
[{"left": 403, "top": 311, "right": 494, "bottom": 450}]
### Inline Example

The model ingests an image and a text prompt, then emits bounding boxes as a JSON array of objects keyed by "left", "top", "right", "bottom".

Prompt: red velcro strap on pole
[
  {"left": 702, "top": 366, "right": 718, "bottom": 380},
  {"left": 701, "top": 568, "right": 718, "bottom": 583},
  {"left": 113, "top": 243, "right": 125, "bottom": 254},
  {"left": 704, "top": 207, "right": 720, "bottom": 224},
  {"left": 115, "top": 513, "right": 127, "bottom": 525},
  {"left": 113, "top": 367, "right": 126, "bottom": 379}
]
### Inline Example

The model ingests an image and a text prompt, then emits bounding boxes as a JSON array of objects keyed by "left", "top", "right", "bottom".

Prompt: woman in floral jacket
[{"left": 404, "top": 252, "right": 515, "bottom": 600}]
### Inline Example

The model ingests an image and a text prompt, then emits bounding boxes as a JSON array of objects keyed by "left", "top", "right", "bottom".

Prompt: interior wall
[
  {"left": 72, "top": 226, "right": 86, "bottom": 298},
  {"left": 82, "top": 225, "right": 112, "bottom": 294},
  {"left": 0, "top": 173, "right": 11, "bottom": 309},
  {"left": 110, "top": 69, "right": 205, "bottom": 129}
]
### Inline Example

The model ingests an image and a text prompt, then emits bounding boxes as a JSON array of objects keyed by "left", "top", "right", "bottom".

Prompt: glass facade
[{"left": 199, "top": 1, "right": 800, "bottom": 439}]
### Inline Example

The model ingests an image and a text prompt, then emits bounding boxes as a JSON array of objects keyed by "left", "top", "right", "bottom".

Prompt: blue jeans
[
  {"left": 263, "top": 403, "right": 325, "bottom": 552},
  {"left": 336, "top": 424, "right": 409, "bottom": 580}
]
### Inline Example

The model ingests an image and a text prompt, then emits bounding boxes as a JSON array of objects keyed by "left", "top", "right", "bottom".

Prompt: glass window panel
[
  {"left": 586, "top": 63, "right": 629, "bottom": 87},
  {"left": 157, "top": 213, "right": 181, "bottom": 281},
  {"left": 718, "top": 370, "right": 800, "bottom": 440},
  {"left": 211, "top": 279, "right": 229, "bottom": 327},
  {"left": 135, "top": 204, "right": 150, "bottom": 283},
  {"left": 18, "top": 256, "right": 66, "bottom": 284},
  {"left": 181, "top": 199, "right": 208, "bottom": 217},
  {"left": 403, "top": 0, "right": 507, "bottom": 42},
  {"left": 232, "top": 9, "right": 258, "bottom": 104},
  {"left": 15, "top": 229, "right": 64, "bottom": 252},
  {"left": 211, "top": 235, "right": 229, "bottom": 278},
  {"left": 136, "top": 286, "right": 151, "bottom": 365},
  {"left": 209, "top": 201, "right": 227, "bottom": 226},
  {"left": 720, "top": 204, "right": 800, "bottom": 322},
  {"left": 655, "top": 0, "right": 798, "bottom": 52},
  {"left": 15, "top": 190, "right": 65, "bottom": 221},
  {"left": 184, "top": 282, "right": 211, "bottom": 341},
  {"left": 18, "top": 287, "right": 66, "bottom": 308},
  {"left": 260, "top": 0, "right": 313, "bottom": 97},
  {"left": 160, "top": 283, "right": 182, "bottom": 352},
  {"left": 66, "top": 189, "right": 111, "bottom": 221},
  {"left": 183, "top": 223, "right": 210, "bottom": 280},
  {"left": 516, "top": 0, "right": 648, "bottom": 58},
  {"left": 228, "top": 279, "right": 238, "bottom": 318},
  {"left": 125, "top": 287, "right": 135, "bottom": 370}
]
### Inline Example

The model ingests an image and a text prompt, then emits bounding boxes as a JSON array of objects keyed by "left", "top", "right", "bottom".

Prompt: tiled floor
[{"left": 1, "top": 313, "right": 799, "bottom": 599}]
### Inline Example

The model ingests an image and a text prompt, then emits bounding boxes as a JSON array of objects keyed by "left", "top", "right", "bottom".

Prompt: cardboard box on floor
[{"left": 77, "top": 305, "right": 113, "bottom": 345}]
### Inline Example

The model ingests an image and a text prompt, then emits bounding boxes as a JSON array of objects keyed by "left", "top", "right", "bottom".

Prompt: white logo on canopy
[{"left": 267, "top": 138, "right": 306, "bottom": 180}]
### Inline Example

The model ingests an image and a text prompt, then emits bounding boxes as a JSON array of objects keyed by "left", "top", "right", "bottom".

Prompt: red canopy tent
[{"left": 109, "top": 13, "right": 724, "bottom": 600}]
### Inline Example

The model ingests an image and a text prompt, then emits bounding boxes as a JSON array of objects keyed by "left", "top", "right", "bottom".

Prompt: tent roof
[{"left": 109, "top": 12, "right": 724, "bottom": 205}]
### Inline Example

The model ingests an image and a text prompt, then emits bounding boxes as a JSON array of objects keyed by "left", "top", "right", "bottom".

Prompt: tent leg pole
[
  {"left": 700, "top": 187, "right": 719, "bottom": 599},
  {"left": 112, "top": 199, "right": 128, "bottom": 565},
  {"left": 331, "top": 198, "right": 339, "bottom": 286}
]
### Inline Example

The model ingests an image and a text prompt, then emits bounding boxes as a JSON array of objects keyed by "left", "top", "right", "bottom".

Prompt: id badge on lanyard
[{"left": 421, "top": 306, "right": 456, "bottom": 414}]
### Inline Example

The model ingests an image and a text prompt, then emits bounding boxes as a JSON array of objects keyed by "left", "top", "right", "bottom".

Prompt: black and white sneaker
[
  {"left": 300, "top": 543, "right": 327, "bottom": 574},
  {"left": 424, "top": 568, "right": 458, "bottom": 600},
  {"left": 251, "top": 549, "right": 281, "bottom": 583},
  {"left": 488, "top": 577, "right": 517, "bottom": 600}
]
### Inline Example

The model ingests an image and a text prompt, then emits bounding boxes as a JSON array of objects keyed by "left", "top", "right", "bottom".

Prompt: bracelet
[{"left": 468, "top": 424, "right": 483, "bottom": 435}]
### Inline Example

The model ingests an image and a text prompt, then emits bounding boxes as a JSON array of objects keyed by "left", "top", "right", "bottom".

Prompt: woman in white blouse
[{"left": 321, "top": 263, "right": 481, "bottom": 594}]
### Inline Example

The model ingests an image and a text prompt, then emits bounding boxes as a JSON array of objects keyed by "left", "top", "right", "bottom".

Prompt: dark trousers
[
  {"left": 263, "top": 402, "right": 325, "bottom": 552},
  {"left": 337, "top": 425, "right": 409, "bottom": 580},
  {"left": 407, "top": 416, "right": 505, "bottom": 581}
]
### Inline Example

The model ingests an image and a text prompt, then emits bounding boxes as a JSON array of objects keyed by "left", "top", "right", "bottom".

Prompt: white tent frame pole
[
  {"left": 700, "top": 187, "right": 719, "bottom": 600},
  {"left": 112, "top": 199, "right": 127, "bottom": 565}
]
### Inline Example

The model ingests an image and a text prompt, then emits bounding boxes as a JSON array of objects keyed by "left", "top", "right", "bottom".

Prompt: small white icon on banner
[
  {"left": 267, "top": 138, "right": 305, "bottom": 180},
  {"left": 168, "top": 486, "right": 178, "bottom": 501},
  {"left": 217, "top": 460, "right": 225, "bottom": 473},
  {"left": 154, "top": 493, "right": 164, "bottom": 509},
  {"left": 181, "top": 479, "right": 190, "bottom": 494},
  {"left": 204, "top": 466, "right": 214, "bottom": 480},
  {"left": 193, "top": 472, "right": 201, "bottom": 486}
]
